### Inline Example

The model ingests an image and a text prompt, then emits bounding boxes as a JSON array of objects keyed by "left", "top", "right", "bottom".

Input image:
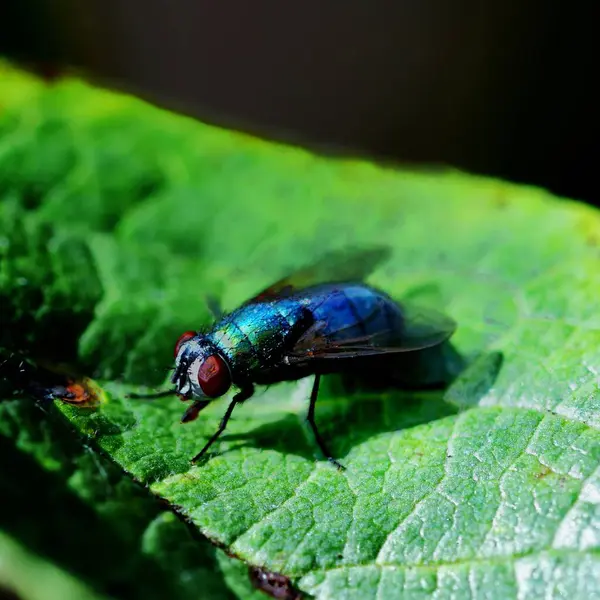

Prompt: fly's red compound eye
[
  {"left": 174, "top": 330, "right": 195, "bottom": 357},
  {"left": 197, "top": 354, "right": 231, "bottom": 398}
]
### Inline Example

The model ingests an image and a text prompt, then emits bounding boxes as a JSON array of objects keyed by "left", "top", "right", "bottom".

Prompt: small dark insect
[
  {"left": 0, "top": 352, "right": 100, "bottom": 407},
  {"left": 135, "top": 247, "right": 456, "bottom": 468},
  {"left": 249, "top": 565, "right": 302, "bottom": 600}
]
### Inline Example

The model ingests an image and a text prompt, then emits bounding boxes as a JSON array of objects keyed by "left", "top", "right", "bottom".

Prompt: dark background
[{"left": 2, "top": 0, "right": 598, "bottom": 204}]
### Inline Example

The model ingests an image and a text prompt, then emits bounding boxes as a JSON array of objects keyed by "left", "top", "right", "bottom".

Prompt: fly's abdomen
[
  {"left": 208, "top": 300, "right": 308, "bottom": 375},
  {"left": 305, "top": 283, "right": 403, "bottom": 343}
]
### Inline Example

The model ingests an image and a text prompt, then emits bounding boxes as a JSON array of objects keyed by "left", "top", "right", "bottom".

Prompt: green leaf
[
  {"left": 0, "top": 396, "right": 245, "bottom": 599},
  {"left": 2, "top": 61, "right": 600, "bottom": 599}
]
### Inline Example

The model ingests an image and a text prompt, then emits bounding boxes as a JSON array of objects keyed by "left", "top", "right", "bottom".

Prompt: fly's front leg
[
  {"left": 181, "top": 400, "right": 211, "bottom": 423},
  {"left": 190, "top": 384, "right": 255, "bottom": 463},
  {"left": 306, "top": 374, "right": 345, "bottom": 470}
]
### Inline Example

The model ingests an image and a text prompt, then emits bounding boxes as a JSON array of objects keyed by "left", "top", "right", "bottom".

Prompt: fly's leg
[
  {"left": 307, "top": 374, "right": 345, "bottom": 470},
  {"left": 190, "top": 384, "right": 255, "bottom": 463},
  {"left": 181, "top": 400, "right": 211, "bottom": 423}
]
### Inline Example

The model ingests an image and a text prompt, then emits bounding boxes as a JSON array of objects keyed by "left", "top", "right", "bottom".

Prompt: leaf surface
[{"left": 2, "top": 62, "right": 600, "bottom": 599}]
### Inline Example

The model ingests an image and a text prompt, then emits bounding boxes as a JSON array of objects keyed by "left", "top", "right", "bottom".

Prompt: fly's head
[{"left": 172, "top": 331, "right": 232, "bottom": 406}]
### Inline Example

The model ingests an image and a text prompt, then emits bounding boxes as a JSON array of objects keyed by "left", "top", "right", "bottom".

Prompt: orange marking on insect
[{"left": 57, "top": 377, "right": 103, "bottom": 408}]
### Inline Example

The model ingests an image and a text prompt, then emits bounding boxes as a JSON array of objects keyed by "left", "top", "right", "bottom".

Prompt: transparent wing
[
  {"left": 243, "top": 246, "right": 391, "bottom": 305},
  {"left": 285, "top": 302, "right": 456, "bottom": 364}
]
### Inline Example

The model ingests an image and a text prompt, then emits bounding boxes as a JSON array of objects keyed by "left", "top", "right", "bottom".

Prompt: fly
[{"left": 136, "top": 247, "right": 456, "bottom": 469}]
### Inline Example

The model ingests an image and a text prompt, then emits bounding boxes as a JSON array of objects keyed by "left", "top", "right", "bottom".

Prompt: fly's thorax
[
  {"left": 172, "top": 336, "right": 232, "bottom": 399},
  {"left": 207, "top": 300, "right": 311, "bottom": 376}
]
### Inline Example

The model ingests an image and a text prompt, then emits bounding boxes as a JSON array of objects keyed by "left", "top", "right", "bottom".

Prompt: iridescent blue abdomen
[
  {"left": 207, "top": 283, "right": 403, "bottom": 384},
  {"left": 299, "top": 283, "right": 403, "bottom": 343}
]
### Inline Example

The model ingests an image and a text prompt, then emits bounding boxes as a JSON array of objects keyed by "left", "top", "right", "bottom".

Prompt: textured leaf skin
[{"left": 2, "top": 62, "right": 600, "bottom": 599}]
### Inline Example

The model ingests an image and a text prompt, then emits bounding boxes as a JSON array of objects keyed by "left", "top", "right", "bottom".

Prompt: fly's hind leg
[
  {"left": 190, "top": 384, "right": 255, "bottom": 463},
  {"left": 307, "top": 374, "right": 345, "bottom": 470}
]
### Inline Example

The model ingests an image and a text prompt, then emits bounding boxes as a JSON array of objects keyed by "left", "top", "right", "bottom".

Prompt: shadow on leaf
[
  {"left": 222, "top": 389, "right": 459, "bottom": 464},
  {"left": 217, "top": 342, "right": 495, "bottom": 464}
]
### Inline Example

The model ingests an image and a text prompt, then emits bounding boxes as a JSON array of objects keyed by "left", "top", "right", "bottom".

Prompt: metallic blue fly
[{"left": 165, "top": 247, "right": 455, "bottom": 469}]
